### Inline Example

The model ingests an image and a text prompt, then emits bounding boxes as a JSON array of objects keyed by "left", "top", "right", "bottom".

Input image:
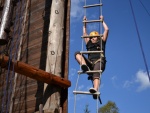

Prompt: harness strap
[{"left": 93, "top": 58, "right": 101, "bottom": 65}]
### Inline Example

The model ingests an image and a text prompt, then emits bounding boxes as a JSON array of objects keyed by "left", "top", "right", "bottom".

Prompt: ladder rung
[
  {"left": 81, "top": 35, "right": 103, "bottom": 38},
  {"left": 83, "top": 3, "right": 103, "bottom": 8},
  {"left": 83, "top": 19, "right": 103, "bottom": 23},
  {"left": 78, "top": 70, "right": 102, "bottom": 74},
  {"left": 73, "top": 91, "right": 100, "bottom": 95},
  {"left": 80, "top": 51, "right": 103, "bottom": 54}
]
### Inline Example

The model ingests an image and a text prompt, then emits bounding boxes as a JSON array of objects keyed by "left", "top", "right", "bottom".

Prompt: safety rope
[
  {"left": 129, "top": 0, "right": 150, "bottom": 82},
  {"left": 9, "top": 0, "right": 30, "bottom": 112},
  {"left": 73, "top": 0, "right": 87, "bottom": 112},
  {"left": 97, "top": 0, "right": 103, "bottom": 112},
  {"left": 74, "top": 74, "right": 80, "bottom": 113},
  {"left": 2, "top": 0, "right": 21, "bottom": 112},
  {"left": 1, "top": 0, "right": 26, "bottom": 112},
  {"left": 8, "top": 0, "right": 27, "bottom": 112},
  {"left": 139, "top": 0, "right": 150, "bottom": 17}
]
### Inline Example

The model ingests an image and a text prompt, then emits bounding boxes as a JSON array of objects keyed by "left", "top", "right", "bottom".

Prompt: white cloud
[
  {"left": 87, "top": 23, "right": 99, "bottom": 33},
  {"left": 135, "top": 70, "right": 150, "bottom": 92},
  {"left": 123, "top": 70, "right": 150, "bottom": 92},
  {"left": 123, "top": 80, "right": 134, "bottom": 88},
  {"left": 78, "top": 84, "right": 84, "bottom": 90},
  {"left": 111, "top": 76, "right": 119, "bottom": 88},
  {"left": 71, "top": 0, "right": 84, "bottom": 20},
  {"left": 112, "top": 76, "right": 117, "bottom": 81},
  {"left": 69, "top": 68, "right": 77, "bottom": 80}
]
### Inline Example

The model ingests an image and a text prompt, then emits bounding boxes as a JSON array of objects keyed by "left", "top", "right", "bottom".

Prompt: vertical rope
[
  {"left": 1, "top": 0, "right": 26, "bottom": 112},
  {"left": 6, "top": 0, "right": 24, "bottom": 112},
  {"left": 6, "top": 0, "right": 26, "bottom": 112},
  {"left": 84, "top": 0, "right": 86, "bottom": 17},
  {"left": 129, "top": 0, "right": 150, "bottom": 82},
  {"left": 1, "top": 0, "right": 20, "bottom": 111},
  {"left": 74, "top": 74, "right": 80, "bottom": 113},
  {"left": 139, "top": 0, "right": 150, "bottom": 16},
  {"left": 74, "top": 0, "right": 87, "bottom": 112},
  {"left": 97, "top": 0, "right": 103, "bottom": 112}
]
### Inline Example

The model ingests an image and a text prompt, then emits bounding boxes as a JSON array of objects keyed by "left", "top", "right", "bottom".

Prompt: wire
[
  {"left": 139, "top": 0, "right": 150, "bottom": 17},
  {"left": 129, "top": 0, "right": 150, "bottom": 82}
]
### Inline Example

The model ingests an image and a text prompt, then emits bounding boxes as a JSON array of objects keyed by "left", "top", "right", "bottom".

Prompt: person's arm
[
  {"left": 83, "top": 16, "right": 90, "bottom": 44},
  {"left": 100, "top": 16, "right": 109, "bottom": 42}
]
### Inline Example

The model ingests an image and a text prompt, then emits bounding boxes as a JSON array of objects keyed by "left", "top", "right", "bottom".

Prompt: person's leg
[
  {"left": 75, "top": 53, "right": 86, "bottom": 65},
  {"left": 90, "top": 61, "right": 105, "bottom": 92},
  {"left": 74, "top": 51, "right": 91, "bottom": 71},
  {"left": 93, "top": 78, "right": 100, "bottom": 91}
]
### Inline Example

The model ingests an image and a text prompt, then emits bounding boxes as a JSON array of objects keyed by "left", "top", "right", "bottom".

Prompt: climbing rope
[
  {"left": 97, "top": 0, "right": 103, "bottom": 112},
  {"left": 129, "top": 0, "right": 150, "bottom": 82},
  {"left": 6, "top": 0, "right": 26, "bottom": 112},
  {"left": 1, "top": 0, "right": 27, "bottom": 112},
  {"left": 1, "top": 0, "right": 20, "bottom": 111},
  {"left": 139, "top": 0, "right": 150, "bottom": 17},
  {"left": 74, "top": 73, "right": 80, "bottom": 113}
]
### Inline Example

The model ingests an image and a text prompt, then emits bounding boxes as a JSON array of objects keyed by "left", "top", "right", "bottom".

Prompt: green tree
[
  {"left": 98, "top": 101, "right": 119, "bottom": 113},
  {"left": 84, "top": 104, "right": 90, "bottom": 113}
]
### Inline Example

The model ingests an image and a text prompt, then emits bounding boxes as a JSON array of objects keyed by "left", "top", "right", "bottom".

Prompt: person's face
[{"left": 90, "top": 37, "right": 98, "bottom": 43}]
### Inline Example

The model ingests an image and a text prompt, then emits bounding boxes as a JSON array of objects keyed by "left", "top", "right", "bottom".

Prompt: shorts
[{"left": 75, "top": 51, "right": 106, "bottom": 80}]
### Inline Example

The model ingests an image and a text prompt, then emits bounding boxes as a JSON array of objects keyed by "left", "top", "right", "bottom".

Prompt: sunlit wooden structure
[{"left": 0, "top": 0, "right": 71, "bottom": 113}]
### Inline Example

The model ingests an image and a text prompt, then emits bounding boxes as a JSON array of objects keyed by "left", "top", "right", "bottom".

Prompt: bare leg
[
  {"left": 93, "top": 78, "right": 100, "bottom": 91},
  {"left": 75, "top": 54, "right": 86, "bottom": 65}
]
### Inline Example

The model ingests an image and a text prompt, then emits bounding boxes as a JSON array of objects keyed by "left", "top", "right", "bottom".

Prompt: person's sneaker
[
  {"left": 81, "top": 64, "right": 90, "bottom": 72},
  {"left": 89, "top": 88, "right": 99, "bottom": 99},
  {"left": 89, "top": 88, "right": 97, "bottom": 93},
  {"left": 93, "top": 94, "right": 99, "bottom": 99}
]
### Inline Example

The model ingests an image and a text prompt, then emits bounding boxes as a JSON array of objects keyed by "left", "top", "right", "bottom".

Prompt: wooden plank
[
  {"left": 73, "top": 91, "right": 100, "bottom": 95},
  {"left": 62, "top": 0, "right": 71, "bottom": 112},
  {"left": 13, "top": 99, "right": 36, "bottom": 112},
  {"left": 43, "top": 0, "right": 65, "bottom": 112},
  {"left": 83, "top": 3, "right": 103, "bottom": 8}
]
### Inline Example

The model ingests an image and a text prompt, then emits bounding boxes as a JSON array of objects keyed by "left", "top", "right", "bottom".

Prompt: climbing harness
[{"left": 73, "top": 0, "right": 104, "bottom": 113}]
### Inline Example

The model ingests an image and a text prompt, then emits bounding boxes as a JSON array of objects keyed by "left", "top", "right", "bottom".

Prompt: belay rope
[
  {"left": 0, "top": 0, "right": 27, "bottom": 112},
  {"left": 129, "top": 0, "right": 150, "bottom": 82},
  {"left": 73, "top": 0, "right": 104, "bottom": 113}
]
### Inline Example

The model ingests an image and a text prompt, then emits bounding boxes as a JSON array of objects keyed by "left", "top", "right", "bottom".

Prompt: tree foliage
[
  {"left": 98, "top": 101, "right": 119, "bottom": 113},
  {"left": 84, "top": 104, "right": 90, "bottom": 113}
]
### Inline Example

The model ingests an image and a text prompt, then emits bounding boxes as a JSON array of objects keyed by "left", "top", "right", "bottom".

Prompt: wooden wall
[{"left": 0, "top": 0, "right": 70, "bottom": 113}]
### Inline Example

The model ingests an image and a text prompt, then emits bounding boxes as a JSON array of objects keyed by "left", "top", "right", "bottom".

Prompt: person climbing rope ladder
[{"left": 74, "top": 16, "right": 109, "bottom": 99}]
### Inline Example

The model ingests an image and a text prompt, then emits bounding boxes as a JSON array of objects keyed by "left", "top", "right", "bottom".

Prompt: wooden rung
[
  {"left": 81, "top": 35, "right": 103, "bottom": 38},
  {"left": 73, "top": 91, "right": 100, "bottom": 95},
  {"left": 78, "top": 70, "right": 102, "bottom": 74},
  {"left": 83, "top": 3, "right": 103, "bottom": 8},
  {"left": 80, "top": 51, "right": 103, "bottom": 54},
  {"left": 83, "top": 19, "right": 103, "bottom": 23}
]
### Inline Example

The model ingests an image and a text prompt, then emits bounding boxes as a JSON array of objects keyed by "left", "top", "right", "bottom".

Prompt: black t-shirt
[{"left": 86, "top": 39, "right": 106, "bottom": 61}]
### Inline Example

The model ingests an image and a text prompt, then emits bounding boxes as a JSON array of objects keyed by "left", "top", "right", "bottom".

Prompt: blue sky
[{"left": 69, "top": 0, "right": 150, "bottom": 113}]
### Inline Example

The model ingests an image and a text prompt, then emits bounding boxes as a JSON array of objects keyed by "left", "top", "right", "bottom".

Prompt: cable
[
  {"left": 129, "top": 0, "right": 150, "bottom": 82},
  {"left": 139, "top": 0, "right": 150, "bottom": 17}
]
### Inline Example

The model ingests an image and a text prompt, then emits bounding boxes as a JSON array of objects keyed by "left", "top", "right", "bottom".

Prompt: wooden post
[
  {"left": 0, "top": 55, "right": 71, "bottom": 88},
  {"left": 43, "top": 0, "right": 65, "bottom": 112}
]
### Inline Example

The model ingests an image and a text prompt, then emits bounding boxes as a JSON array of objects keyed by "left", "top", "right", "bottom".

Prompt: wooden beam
[{"left": 0, "top": 55, "right": 71, "bottom": 88}]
